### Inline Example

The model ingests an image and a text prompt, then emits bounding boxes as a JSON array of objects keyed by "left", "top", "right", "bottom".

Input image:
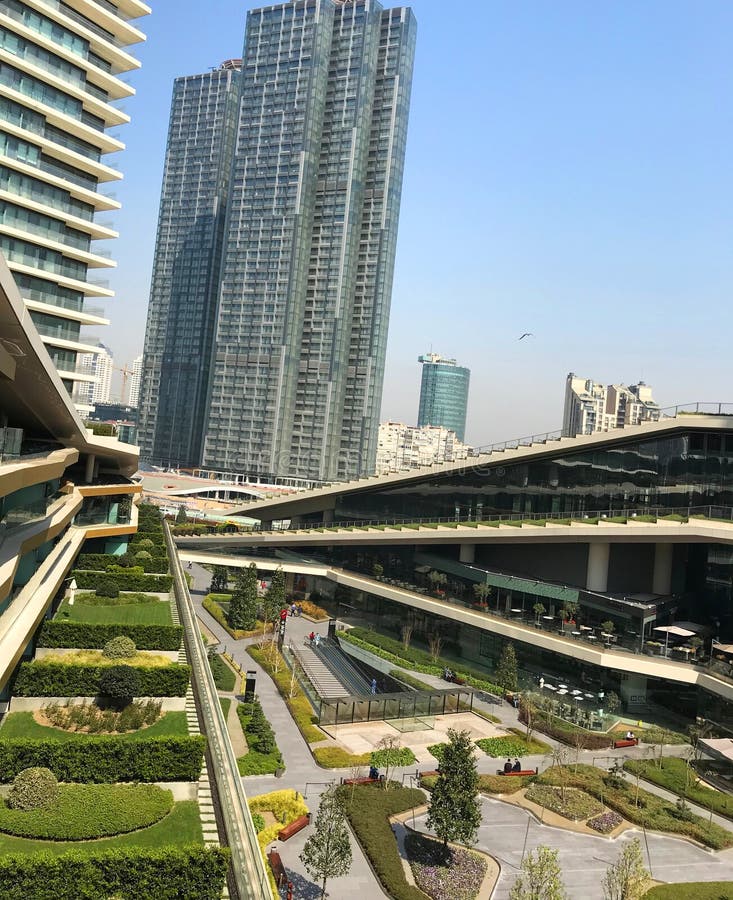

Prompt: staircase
[{"left": 314, "top": 638, "right": 373, "bottom": 696}]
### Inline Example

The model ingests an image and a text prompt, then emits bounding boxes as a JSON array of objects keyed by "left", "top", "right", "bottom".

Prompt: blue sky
[{"left": 102, "top": 0, "right": 732, "bottom": 444}]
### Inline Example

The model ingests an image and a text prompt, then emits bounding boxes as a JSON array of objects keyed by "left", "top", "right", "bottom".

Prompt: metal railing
[{"left": 164, "top": 521, "right": 271, "bottom": 900}]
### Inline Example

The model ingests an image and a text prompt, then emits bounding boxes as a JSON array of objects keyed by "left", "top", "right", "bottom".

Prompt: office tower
[
  {"left": 417, "top": 353, "right": 471, "bottom": 442},
  {"left": 139, "top": 1, "right": 417, "bottom": 483},
  {"left": 376, "top": 421, "right": 471, "bottom": 474},
  {"left": 563, "top": 373, "right": 660, "bottom": 437},
  {"left": 127, "top": 353, "right": 142, "bottom": 407},
  {"left": 0, "top": 0, "right": 149, "bottom": 411},
  {"left": 75, "top": 342, "right": 113, "bottom": 410},
  {"left": 137, "top": 61, "right": 241, "bottom": 467}
]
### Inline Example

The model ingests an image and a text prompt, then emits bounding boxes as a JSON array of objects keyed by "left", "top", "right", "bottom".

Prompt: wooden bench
[
  {"left": 496, "top": 768, "right": 538, "bottom": 777},
  {"left": 420, "top": 770, "right": 440, "bottom": 779},
  {"left": 268, "top": 849, "right": 287, "bottom": 887},
  {"left": 341, "top": 776, "right": 381, "bottom": 786},
  {"left": 278, "top": 813, "right": 311, "bottom": 842},
  {"left": 612, "top": 738, "right": 639, "bottom": 750}
]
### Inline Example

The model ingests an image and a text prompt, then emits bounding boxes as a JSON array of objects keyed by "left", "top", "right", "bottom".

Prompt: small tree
[
  {"left": 372, "top": 562, "right": 384, "bottom": 579},
  {"left": 473, "top": 582, "right": 492, "bottom": 606},
  {"left": 300, "top": 786, "right": 352, "bottom": 899},
  {"left": 689, "top": 635, "right": 704, "bottom": 658},
  {"left": 99, "top": 665, "right": 140, "bottom": 710},
  {"left": 401, "top": 622, "right": 413, "bottom": 650},
  {"left": 209, "top": 566, "right": 228, "bottom": 594},
  {"left": 605, "top": 691, "right": 621, "bottom": 717},
  {"left": 428, "top": 633, "right": 444, "bottom": 662},
  {"left": 427, "top": 728, "right": 481, "bottom": 852},
  {"left": 533, "top": 602, "right": 546, "bottom": 625},
  {"left": 373, "top": 735, "right": 403, "bottom": 789},
  {"left": 510, "top": 846, "right": 567, "bottom": 900},
  {"left": 559, "top": 600, "right": 578, "bottom": 632},
  {"left": 263, "top": 567, "right": 286, "bottom": 625},
  {"left": 228, "top": 563, "right": 258, "bottom": 631},
  {"left": 495, "top": 642, "right": 518, "bottom": 694},
  {"left": 601, "top": 838, "right": 650, "bottom": 900},
  {"left": 175, "top": 506, "right": 188, "bottom": 525},
  {"left": 546, "top": 745, "right": 570, "bottom": 801},
  {"left": 601, "top": 620, "right": 615, "bottom": 641}
]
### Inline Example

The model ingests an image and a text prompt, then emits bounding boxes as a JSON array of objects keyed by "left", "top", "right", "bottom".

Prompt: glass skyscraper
[
  {"left": 417, "top": 353, "right": 471, "bottom": 442},
  {"left": 139, "top": 0, "right": 416, "bottom": 483},
  {"left": 0, "top": 0, "right": 150, "bottom": 412}
]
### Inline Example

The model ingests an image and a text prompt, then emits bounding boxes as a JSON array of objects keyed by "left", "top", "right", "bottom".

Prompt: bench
[
  {"left": 420, "top": 770, "right": 440, "bottom": 779},
  {"left": 341, "top": 776, "right": 381, "bottom": 786},
  {"left": 496, "top": 768, "right": 538, "bottom": 777},
  {"left": 268, "top": 849, "right": 288, "bottom": 888},
  {"left": 612, "top": 738, "right": 639, "bottom": 750},
  {"left": 278, "top": 813, "right": 311, "bottom": 842}
]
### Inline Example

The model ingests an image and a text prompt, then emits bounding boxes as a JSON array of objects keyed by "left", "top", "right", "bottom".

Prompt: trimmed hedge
[
  {"left": 72, "top": 571, "right": 173, "bottom": 593},
  {"left": 0, "top": 735, "right": 206, "bottom": 782},
  {"left": 13, "top": 661, "right": 190, "bottom": 697},
  {"left": 38, "top": 621, "right": 182, "bottom": 651},
  {"left": 0, "top": 844, "right": 229, "bottom": 900},
  {"left": 77, "top": 553, "right": 169, "bottom": 575},
  {"left": 337, "top": 783, "right": 427, "bottom": 900}
]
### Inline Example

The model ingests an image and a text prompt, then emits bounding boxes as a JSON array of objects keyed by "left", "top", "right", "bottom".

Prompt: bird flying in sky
[{"left": 518, "top": 333, "right": 533, "bottom": 341}]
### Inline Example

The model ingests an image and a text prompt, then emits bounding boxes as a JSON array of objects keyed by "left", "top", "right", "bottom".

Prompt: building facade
[
  {"left": 137, "top": 61, "right": 241, "bottom": 468},
  {"left": 127, "top": 352, "right": 142, "bottom": 407},
  {"left": 376, "top": 421, "right": 471, "bottom": 474},
  {"left": 75, "top": 341, "right": 113, "bottom": 411},
  {"left": 417, "top": 353, "right": 470, "bottom": 441},
  {"left": 0, "top": 0, "right": 149, "bottom": 410},
  {"left": 563, "top": 373, "right": 660, "bottom": 437},
  {"left": 139, "top": 0, "right": 416, "bottom": 482}
]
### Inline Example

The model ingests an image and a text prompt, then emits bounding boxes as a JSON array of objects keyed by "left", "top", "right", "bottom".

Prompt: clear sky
[{"left": 101, "top": 0, "right": 732, "bottom": 446}]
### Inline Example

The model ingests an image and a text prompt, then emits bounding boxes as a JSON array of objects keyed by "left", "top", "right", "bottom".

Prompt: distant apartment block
[
  {"left": 139, "top": 1, "right": 417, "bottom": 483},
  {"left": 376, "top": 422, "right": 471, "bottom": 474},
  {"left": 74, "top": 342, "right": 113, "bottom": 412},
  {"left": 417, "top": 353, "right": 471, "bottom": 442},
  {"left": 0, "top": 0, "right": 150, "bottom": 410},
  {"left": 127, "top": 353, "right": 142, "bottom": 407},
  {"left": 562, "top": 373, "right": 660, "bottom": 437}
]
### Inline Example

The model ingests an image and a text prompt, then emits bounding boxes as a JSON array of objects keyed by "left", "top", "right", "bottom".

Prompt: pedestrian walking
[{"left": 371, "top": 678, "right": 377, "bottom": 695}]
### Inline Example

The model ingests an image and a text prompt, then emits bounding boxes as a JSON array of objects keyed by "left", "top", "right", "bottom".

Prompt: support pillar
[
  {"left": 586, "top": 542, "right": 610, "bottom": 593},
  {"left": 323, "top": 509, "right": 334, "bottom": 526},
  {"left": 652, "top": 543, "right": 673, "bottom": 595},
  {"left": 459, "top": 543, "right": 475, "bottom": 564},
  {"left": 84, "top": 454, "right": 96, "bottom": 484}
]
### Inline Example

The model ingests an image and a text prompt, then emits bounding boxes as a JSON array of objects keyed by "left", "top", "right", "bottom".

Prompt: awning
[
  {"left": 653, "top": 625, "right": 695, "bottom": 638},
  {"left": 414, "top": 565, "right": 432, "bottom": 574},
  {"left": 712, "top": 642, "right": 733, "bottom": 654}
]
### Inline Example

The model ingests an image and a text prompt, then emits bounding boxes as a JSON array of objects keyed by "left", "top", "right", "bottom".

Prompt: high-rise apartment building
[
  {"left": 0, "top": 0, "right": 150, "bottom": 411},
  {"left": 376, "top": 421, "right": 471, "bottom": 474},
  {"left": 75, "top": 341, "right": 113, "bottom": 410},
  {"left": 139, "top": 0, "right": 416, "bottom": 483},
  {"left": 417, "top": 353, "right": 470, "bottom": 442},
  {"left": 562, "top": 373, "right": 660, "bottom": 437},
  {"left": 127, "top": 353, "right": 142, "bottom": 407}
]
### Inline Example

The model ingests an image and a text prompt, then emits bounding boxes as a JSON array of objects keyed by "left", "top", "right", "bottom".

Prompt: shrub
[
  {"left": 313, "top": 747, "right": 371, "bottom": 768},
  {"left": 207, "top": 651, "right": 236, "bottom": 692},
  {"left": 299, "top": 599, "right": 329, "bottom": 620},
  {"left": 98, "top": 665, "right": 140, "bottom": 708},
  {"left": 587, "top": 810, "right": 623, "bottom": 833},
  {"left": 405, "top": 832, "right": 487, "bottom": 900},
  {"left": 237, "top": 698, "right": 284, "bottom": 773},
  {"left": 0, "top": 844, "right": 229, "bottom": 899},
  {"left": 371, "top": 746, "right": 416, "bottom": 767},
  {"left": 624, "top": 757, "right": 733, "bottom": 820},
  {"left": 134, "top": 550, "right": 153, "bottom": 561},
  {"left": 96, "top": 581, "right": 119, "bottom": 599},
  {"left": 203, "top": 595, "right": 269, "bottom": 640},
  {"left": 7, "top": 767, "right": 59, "bottom": 810},
  {"left": 475, "top": 733, "right": 550, "bottom": 757},
  {"left": 38, "top": 622, "right": 182, "bottom": 651},
  {"left": 251, "top": 812, "right": 265, "bottom": 833},
  {"left": 519, "top": 705, "right": 610, "bottom": 750},
  {"left": 0, "top": 735, "right": 206, "bottom": 783},
  {"left": 73, "top": 571, "right": 173, "bottom": 593},
  {"left": 525, "top": 783, "right": 603, "bottom": 820},
  {"left": 337, "top": 783, "right": 427, "bottom": 900},
  {"left": 135, "top": 538, "right": 156, "bottom": 550},
  {"left": 102, "top": 636, "right": 137, "bottom": 659},
  {"left": 13, "top": 660, "right": 190, "bottom": 697},
  {"left": 478, "top": 773, "right": 533, "bottom": 794},
  {"left": 0, "top": 783, "right": 173, "bottom": 840}
]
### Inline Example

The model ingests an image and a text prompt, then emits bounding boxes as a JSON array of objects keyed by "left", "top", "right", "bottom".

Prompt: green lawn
[
  {"left": 219, "top": 697, "right": 231, "bottom": 719},
  {"left": 0, "top": 711, "right": 188, "bottom": 742},
  {"left": 0, "top": 801, "right": 202, "bottom": 856},
  {"left": 644, "top": 885, "right": 733, "bottom": 899},
  {"left": 55, "top": 599, "right": 172, "bottom": 626},
  {"left": 625, "top": 757, "right": 733, "bottom": 820}
]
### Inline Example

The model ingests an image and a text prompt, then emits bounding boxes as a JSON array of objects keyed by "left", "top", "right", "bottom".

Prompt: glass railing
[{"left": 37, "top": 0, "right": 127, "bottom": 49}]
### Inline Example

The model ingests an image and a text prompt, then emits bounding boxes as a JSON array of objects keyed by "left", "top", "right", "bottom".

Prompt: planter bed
[
  {"left": 625, "top": 757, "right": 733, "bottom": 820},
  {"left": 0, "top": 710, "right": 188, "bottom": 741},
  {"left": 524, "top": 783, "right": 603, "bottom": 821},
  {"left": 405, "top": 831, "right": 487, "bottom": 900}
]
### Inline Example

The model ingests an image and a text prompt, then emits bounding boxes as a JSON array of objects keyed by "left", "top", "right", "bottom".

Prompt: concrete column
[
  {"left": 459, "top": 543, "right": 475, "bottom": 564},
  {"left": 586, "top": 542, "right": 610, "bottom": 592},
  {"left": 323, "top": 509, "right": 334, "bottom": 525},
  {"left": 84, "top": 454, "right": 95, "bottom": 484},
  {"left": 652, "top": 543, "right": 673, "bottom": 595}
]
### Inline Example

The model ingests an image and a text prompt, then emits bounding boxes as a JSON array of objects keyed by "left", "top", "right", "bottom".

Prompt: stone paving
[{"left": 183, "top": 559, "right": 733, "bottom": 898}]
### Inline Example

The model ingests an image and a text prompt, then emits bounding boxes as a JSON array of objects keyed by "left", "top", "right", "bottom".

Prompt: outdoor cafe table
[
  {"left": 571, "top": 631, "right": 582, "bottom": 636},
  {"left": 586, "top": 635, "right": 598, "bottom": 641}
]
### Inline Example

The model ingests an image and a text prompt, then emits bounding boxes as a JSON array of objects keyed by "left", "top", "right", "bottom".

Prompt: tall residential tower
[
  {"left": 417, "top": 353, "right": 471, "bottom": 442},
  {"left": 562, "top": 373, "right": 660, "bottom": 437},
  {"left": 0, "top": 0, "right": 150, "bottom": 410},
  {"left": 139, "top": 0, "right": 416, "bottom": 483}
]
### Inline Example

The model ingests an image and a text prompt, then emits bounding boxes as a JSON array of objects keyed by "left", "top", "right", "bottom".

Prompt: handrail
[
  {"left": 175, "top": 504, "right": 733, "bottom": 537},
  {"left": 164, "top": 521, "right": 271, "bottom": 900}
]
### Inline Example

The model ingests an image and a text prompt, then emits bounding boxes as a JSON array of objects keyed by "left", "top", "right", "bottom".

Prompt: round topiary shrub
[
  {"left": 96, "top": 579, "right": 119, "bottom": 599},
  {"left": 134, "top": 550, "right": 152, "bottom": 561},
  {"left": 136, "top": 538, "right": 155, "bottom": 550},
  {"left": 102, "top": 636, "right": 137, "bottom": 659},
  {"left": 99, "top": 665, "right": 140, "bottom": 710},
  {"left": 8, "top": 767, "right": 59, "bottom": 811}
]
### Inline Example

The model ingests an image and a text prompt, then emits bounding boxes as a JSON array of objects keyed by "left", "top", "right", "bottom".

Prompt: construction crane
[{"left": 113, "top": 363, "right": 134, "bottom": 404}]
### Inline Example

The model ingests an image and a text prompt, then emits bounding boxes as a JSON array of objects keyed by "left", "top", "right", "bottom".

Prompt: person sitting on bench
[
  {"left": 504, "top": 758, "right": 513, "bottom": 774},
  {"left": 625, "top": 730, "right": 635, "bottom": 741},
  {"left": 369, "top": 765, "right": 379, "bottom": 780},
  {"left": 512, "top": 758, "right": 522, "bottom": 772}
]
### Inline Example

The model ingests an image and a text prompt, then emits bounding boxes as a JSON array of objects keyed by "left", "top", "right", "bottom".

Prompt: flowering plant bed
[
  {"left": 404, "top": 831, "right": 487, "bottom": 900},
  {"left": 587, "top": 811, "right": 623, "bottom": 833},
  {"left": 525, "top": 784, "right": 603, "bottom": 821}
]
